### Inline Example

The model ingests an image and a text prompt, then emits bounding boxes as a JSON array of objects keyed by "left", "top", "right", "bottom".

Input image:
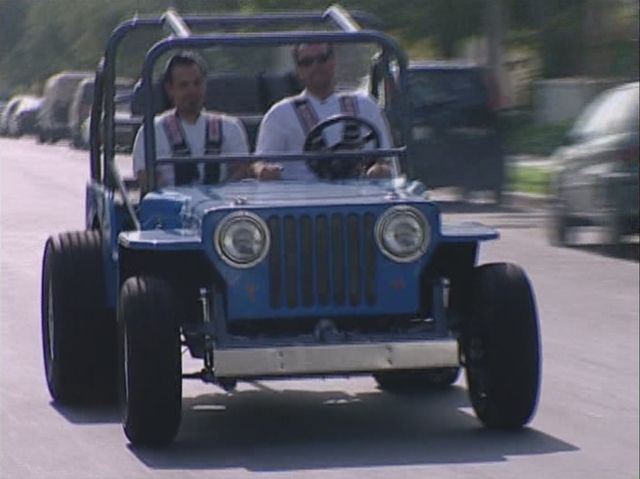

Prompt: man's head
[
  {"left": 293, "top": 43, "right": 336, "bottom": 99},
  {"left": 162, "top": 51, "right": 207, "bottom": 120}
]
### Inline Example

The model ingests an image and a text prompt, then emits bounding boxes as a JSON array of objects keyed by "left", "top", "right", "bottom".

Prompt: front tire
[
  {"left": 41, "top": 231, "right": 116, "bottom": 404},
  {"left": 119, "top": 276, "right": 182, "bottom": 447},
  {"left": 463, "top": 263, "right": 540, "bottom": 429}
]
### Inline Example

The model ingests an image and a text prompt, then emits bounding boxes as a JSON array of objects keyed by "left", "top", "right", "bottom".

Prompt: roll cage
[{"left": 90, "top": 5, "right": 411, "bottom": 231}]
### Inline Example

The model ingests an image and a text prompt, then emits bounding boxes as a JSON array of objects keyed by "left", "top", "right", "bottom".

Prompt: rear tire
[
  {"left": 119, "top": 276, "right": 182, "bottom": 447},
  {"left": 463, "top": 263, "right": 540, "bottom": 429},
  {"left": 547, "top": 203, "right": 570, "bottom": 246},
  {"left": 41, "top": 231, "right": 117, "bottom": 404}
]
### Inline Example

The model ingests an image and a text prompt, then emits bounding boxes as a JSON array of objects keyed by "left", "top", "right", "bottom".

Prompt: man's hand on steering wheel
[{"left": 304, "top": 114, "right": 388, "bottom": 179}]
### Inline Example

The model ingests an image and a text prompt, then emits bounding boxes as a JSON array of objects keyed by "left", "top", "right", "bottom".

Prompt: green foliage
[
  {"left": 0, "top": 0, "right": 637, "bottom": 99},
  {"left": 507, "top": 164, "right": 552, "bottom": 194}
]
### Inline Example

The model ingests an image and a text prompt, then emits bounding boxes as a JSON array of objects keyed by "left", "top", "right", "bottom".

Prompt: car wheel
[
  {"left": 373, "top": 367, "right": 461, "bottom": 392},
  {"left": 493, "top": 183, "right": 504, "bottom": 205},
  {"left": 604, "top": 213, "right": 625, "bottom": 256},
  {"left": 119, "top": 276, "right": 182, "bottom": 446},
  {"left": 41, "top": 231, "right": 117, "bottom": 404},
  {"left": 463, "top": 263, "right": 540, "bottom": 429},
  {"left": 547, "top": 202, "right": 570, "bottom": 246}
]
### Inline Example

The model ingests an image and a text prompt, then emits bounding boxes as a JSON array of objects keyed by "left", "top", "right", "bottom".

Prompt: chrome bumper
[{"left": 213, "top": 340, "right": 459, "bottom": 377}]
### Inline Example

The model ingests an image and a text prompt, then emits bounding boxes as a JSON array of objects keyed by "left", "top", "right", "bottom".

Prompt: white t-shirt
[
  {"left": 132, "top": 109, "right": 249, "bottom": 185},
  {"left": 255, "top": 90, "right": 392, "bottom": 180}
]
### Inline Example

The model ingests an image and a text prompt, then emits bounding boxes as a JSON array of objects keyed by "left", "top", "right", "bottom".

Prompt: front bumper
[{"left": 213, "top": 339, "right": 459, "bottom": 378}]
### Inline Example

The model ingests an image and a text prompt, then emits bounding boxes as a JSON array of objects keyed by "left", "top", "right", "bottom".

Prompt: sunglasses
[{"left": 296, "top": 51, "right": 333, "bottom": 68}]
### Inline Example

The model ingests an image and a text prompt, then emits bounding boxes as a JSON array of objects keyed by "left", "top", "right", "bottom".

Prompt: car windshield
[
  {"left": 408, "top": 68, "right": 486, "bottom": 109},
  {"left": 572, "top": 84, "right": 640, "bottom": 138}
]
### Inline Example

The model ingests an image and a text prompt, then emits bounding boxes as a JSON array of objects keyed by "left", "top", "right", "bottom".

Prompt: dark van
[{"left": 405, "top": 61, "right": 504, "bottom": 201}]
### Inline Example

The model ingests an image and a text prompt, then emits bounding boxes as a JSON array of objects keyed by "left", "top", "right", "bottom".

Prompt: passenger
[
  {"left": 132, "top": 51, "right": 250, "bottom": 189},
  {"left": 253, "top": 43, "right": 393, "bottom": 180}
]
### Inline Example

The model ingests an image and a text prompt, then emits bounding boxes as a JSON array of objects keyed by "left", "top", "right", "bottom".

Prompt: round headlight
[
  {"left": 375, "top": 206, "right": 429, "bottom": 262},
  {"left": 214, "top": 211, "right": 270, "bottom": 268}
]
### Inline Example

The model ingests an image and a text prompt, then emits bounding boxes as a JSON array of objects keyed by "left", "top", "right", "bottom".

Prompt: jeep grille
[{"left": 267, "top": 213, "right": 377, "bottom": 309}]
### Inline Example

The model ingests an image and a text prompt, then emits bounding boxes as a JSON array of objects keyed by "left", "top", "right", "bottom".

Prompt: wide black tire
[
  {"left": 463, "top": 263, "right": 540, "bottom": 429},
  {"left": 119, "top": 276, "right": 182, "bottom": 447},
  {"left": 41, "top": 231, "right": 117, "bottom": 404},
  {"left": 374, "top": 367, "right": 461, "bottom": 392}
]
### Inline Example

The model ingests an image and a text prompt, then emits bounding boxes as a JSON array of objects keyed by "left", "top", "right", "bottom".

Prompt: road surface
[{"left": 1, "top": 137, "right": 638, "bottom": 479}]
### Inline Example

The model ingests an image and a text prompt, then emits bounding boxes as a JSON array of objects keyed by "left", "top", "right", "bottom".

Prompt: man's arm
[
  {"left": 251, "top": 104, "right": 290, "bottom": 180},
  {"left": 131, "top": 117, "right": 172, "bottom": 188},
  {"left": 359, "top": 94, "right": 394, "bottom": 178},
  {"left": 220, "top": 116, "right": 252, "bottom": 181}
]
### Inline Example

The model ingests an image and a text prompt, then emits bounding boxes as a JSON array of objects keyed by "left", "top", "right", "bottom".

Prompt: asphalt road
[{"left": 1, "top": 137, "right": 638, "bottom": 479}]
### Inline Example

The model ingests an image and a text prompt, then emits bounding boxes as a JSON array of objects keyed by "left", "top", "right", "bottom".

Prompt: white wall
[{"left": 532, "top": 78, "right": 622, "bottom": 124}]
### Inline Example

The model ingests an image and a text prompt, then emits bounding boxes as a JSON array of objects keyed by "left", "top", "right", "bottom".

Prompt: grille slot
[{"left": 267, "top": 212, "right": 377, "bottom": 309}]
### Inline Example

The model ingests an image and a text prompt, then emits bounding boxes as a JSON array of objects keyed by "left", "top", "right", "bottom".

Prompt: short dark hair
[
  {"left": 292, "top": 43, "right": 334, "bottom": 64},
  {"left": 162, "top": 51, "right": 207, "bottom": 85}
]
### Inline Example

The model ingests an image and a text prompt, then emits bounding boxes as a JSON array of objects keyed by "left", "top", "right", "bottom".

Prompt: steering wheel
[{"left": 303, "top": 114, "right": 381, "bottom": 179}]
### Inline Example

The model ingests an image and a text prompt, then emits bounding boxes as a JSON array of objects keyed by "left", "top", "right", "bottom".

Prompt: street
[{"left": 1, "top": 136, "right": 638, "bottom": 479}]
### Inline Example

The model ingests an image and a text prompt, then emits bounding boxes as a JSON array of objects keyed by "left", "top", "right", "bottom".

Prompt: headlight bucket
[
  {"left": 214, "top": 211, "right": 270, "bottom": 268},
  {"left": 375, "top": 206, "right": 429, "bottom": 262}
]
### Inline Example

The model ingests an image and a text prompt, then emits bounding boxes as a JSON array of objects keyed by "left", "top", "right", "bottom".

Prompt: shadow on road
[
  {"left": 51, "top": 401, "right": 120, "bottom": 424},
  {"left": 127, "top": 384, "right": 577, "bottom": 471}
]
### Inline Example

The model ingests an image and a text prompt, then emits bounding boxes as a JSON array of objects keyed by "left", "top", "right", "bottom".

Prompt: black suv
[{"left": 405, "top": 61, "right": 504, "bottom": 200}]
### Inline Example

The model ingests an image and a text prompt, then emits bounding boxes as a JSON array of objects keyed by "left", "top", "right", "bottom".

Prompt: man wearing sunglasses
[{"left": 252, "top": 43, "right": 393, "bottom": 180}]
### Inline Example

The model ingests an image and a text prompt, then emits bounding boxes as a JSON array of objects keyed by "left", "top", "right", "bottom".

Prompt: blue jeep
[{"left": 41, "top": 6, "right": 540, "bottom": 446}]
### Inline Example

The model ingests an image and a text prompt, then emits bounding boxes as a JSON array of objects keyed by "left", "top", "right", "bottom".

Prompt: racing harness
[{"left": 161, "top": 111, "right": 223, "bottom": 185}]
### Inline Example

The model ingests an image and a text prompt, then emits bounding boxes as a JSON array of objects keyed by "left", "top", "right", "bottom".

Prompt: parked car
[
  {"left": 37, "top": 71, "right": 91, "bottom": 143},
  {"left": 0, "top": 96, "right": 24, "bottom": 136},
  {"left": 7, "top": 96, "right": 42, "bottom": 137},
  {"left": 394, "top": 61, "right": 504, "bottom": 201},
  {"left": 547, "top": 81, "right": 639, "bottom": 250},
  {"left": 70, "top": 76, "right": 133, "bottom": 149},
  {"left": 0, "top": 100, "right": 7, "bottom": 130},
  {"left": 41, "top": 8, "right": 540, "bottom": 447},
  {"left": 0, "top": 95, "right": 41, "bottom": 137}
]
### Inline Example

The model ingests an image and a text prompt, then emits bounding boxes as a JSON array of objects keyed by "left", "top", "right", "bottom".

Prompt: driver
[{"left": 252, "top": 43, "right": 393, "bottom": 180}]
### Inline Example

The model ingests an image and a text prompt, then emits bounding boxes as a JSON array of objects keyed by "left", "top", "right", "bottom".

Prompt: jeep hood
[{"left": 138, "top": 180, "right": 422, "bottom": 227}]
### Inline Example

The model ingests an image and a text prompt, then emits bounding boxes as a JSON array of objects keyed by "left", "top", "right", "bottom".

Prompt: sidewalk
[{"left": 503, "top": 190, "right": 549, "bottom": 210}]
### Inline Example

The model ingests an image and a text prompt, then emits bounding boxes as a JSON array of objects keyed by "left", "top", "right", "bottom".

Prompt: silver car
[
  {"left": 37, "top": 71, "right": 91, "bottom": 143},
  {"left": 548, "top": 81, "right": 639, "bottom": 249}
]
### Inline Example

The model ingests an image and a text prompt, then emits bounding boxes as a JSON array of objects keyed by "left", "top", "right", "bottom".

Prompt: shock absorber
[{"left": 199, "top": 288, "right": 215, "bottom": 381}]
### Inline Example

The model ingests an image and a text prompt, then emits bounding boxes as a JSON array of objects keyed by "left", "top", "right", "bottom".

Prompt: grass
[{"left": 507, "top": 164, "right": 553, "bottom": 195}]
